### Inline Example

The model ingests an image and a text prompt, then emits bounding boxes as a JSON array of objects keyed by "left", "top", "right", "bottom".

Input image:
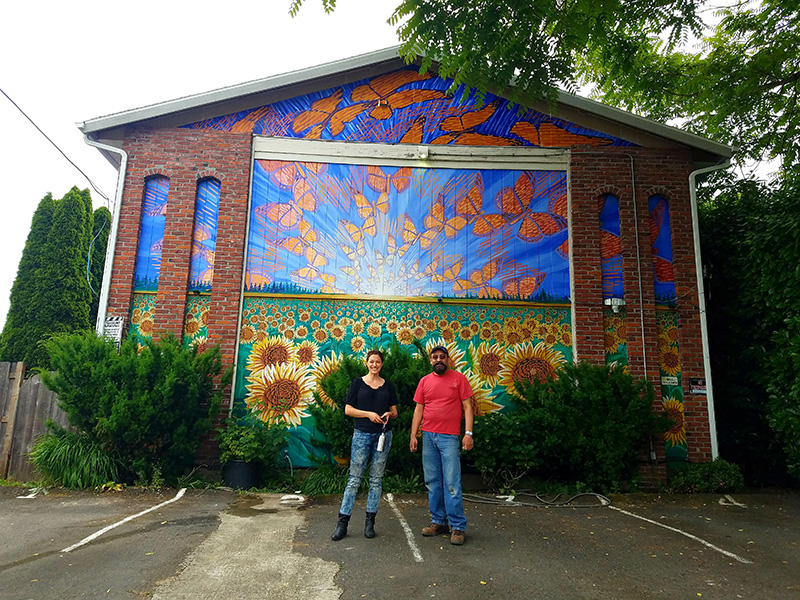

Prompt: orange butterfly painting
[
  {"left": 503, "top": 271, "right": 547, "bottom": 299},
  {"left": 454, "top": 173, "right": 506, "bottom": 237},
  {"left": 291, "top": 88, "right": 367, "bottom": 139},
  {"left": 351, "top": 71, "right": 447, "bottom": 120},
  {"left": 430, "top": 100, "right": 518, "bottom": 146},
  {"left": 510, "top": 121, "right": 613, "bottom": 147}
]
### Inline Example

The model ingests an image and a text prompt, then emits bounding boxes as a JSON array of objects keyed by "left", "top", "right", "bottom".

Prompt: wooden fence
[{"left": 0, "top": 362, "right": 68, "bottom": 482}]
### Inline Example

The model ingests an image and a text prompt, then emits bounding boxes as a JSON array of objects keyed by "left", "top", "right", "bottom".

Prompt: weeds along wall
[{"left": 102, "top": 66, "right": 713, "bottom": 476}]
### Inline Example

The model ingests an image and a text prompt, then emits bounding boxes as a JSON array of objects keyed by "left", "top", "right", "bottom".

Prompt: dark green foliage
[
  {"left": 666, "top": 459, "right": 745, "bottom": 494},
  {"left": 216, "top": 415, "right": 288, "bottom": 466},
  {"left": 470, "top": 362, "right": 666, "bottom": 493},
  {"left": 0, "top": 188, "right": 102, "bottom": 369},
  {"left": 88, "top": 207, "right": 112, "bottom": 325},
  {"left": 308, "top": 341, "right": 430, "bottom": 478},
  {"left": 700, "top": 175, "right": 800, "bottom": 484},
  {"left": 41, "top": 331, "right": 227, "bottom": 485},
  {"left": 30, "top": 424, "right": 120, "bottom": 489}
]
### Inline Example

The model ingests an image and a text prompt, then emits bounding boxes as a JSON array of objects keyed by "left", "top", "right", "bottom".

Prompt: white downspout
[
  {"left": 689, "top": 159, "right": 731, "bottom": 460},
  {"left": 82, "top": 136, "right": 128, "bottom": 335}
]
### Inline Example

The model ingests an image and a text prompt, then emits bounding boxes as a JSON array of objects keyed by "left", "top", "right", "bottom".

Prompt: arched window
[
  {"left": 134, "top": 175, "right": 170, "bottom": 291},
  {"left": 189, "top": 178, "right": 221, "bottom": 292}
]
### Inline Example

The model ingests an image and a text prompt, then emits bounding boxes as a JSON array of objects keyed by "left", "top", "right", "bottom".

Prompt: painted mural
[
  {"left": 184, "top": 68, "right": 637, "bottom": 149},
  {"left": 600, "top": 194, "right": 624, "bottom": 300},
  {"left": 657, "top": 309, "right": 687, "bottom": 462},
  {"left": 189, "top": 179, "right": 221, "bottom": 292},
  {"left": 247, "top": 160, "right": 570, "bottom": 302},
  {"left": 649, "top": 195, "right": 676, "bottom": 305},
  {"left": 234, "top": 296, "right": 571, "bottom": 465},
  {"left": 134, "top": 176, "right": 169, "bottom": 291}
]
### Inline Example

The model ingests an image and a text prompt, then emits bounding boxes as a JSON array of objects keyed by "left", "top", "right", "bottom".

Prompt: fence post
[{"left": 0, "top": 362, "right": 25, "bottom": 479}]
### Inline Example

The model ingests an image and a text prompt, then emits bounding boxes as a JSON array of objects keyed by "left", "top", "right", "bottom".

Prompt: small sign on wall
[
  {"left": 661, "top": 376, "right": 679, "bottom": 386},
  {"left": 689, "top": 378, "right": 707, "bottom": 395},
  {"left": 104, "top": 316, "right": 125, "bottom": 351}
]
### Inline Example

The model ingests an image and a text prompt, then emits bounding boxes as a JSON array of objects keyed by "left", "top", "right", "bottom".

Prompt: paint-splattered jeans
[
  {"left": 339, "top": 429, "right": 393, "bottom": 515},
  {"left": 422, "top": 431, "right": 466, "bottom": 531}
]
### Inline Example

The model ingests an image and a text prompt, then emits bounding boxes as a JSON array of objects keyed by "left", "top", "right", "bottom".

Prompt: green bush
[
  {"left": 216, "top": 415, "right": 287, "bottom": 465},
  {"left": 30, "top": 425, "right": 120, "bottom": 489},
  {"left": 308, "top": 341, "right": 430, "bottom": 478},
  {"left": 469, "top": 362, "right": 669, "bottom": 493},
  {"left": 666, "top": 458, "right": 745, "bottom": 493},
  {"left": 41, "top": 332, "right": 228, "bottom": 485}
]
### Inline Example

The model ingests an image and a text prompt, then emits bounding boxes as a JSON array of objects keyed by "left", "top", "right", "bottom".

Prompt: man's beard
[{"left": 432, "top": 362, "right": 448, "bottom": 375}]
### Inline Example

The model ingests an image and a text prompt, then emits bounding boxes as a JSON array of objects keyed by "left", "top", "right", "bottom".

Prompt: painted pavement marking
[
  {"left": 608, "top": 505, "right": 753, "bottom": 564},
  {"left": 386, "top": 493, "right": 423, "bottom": 563},
  {"left": 61, "top": 488, "right": 187, "bottom": 553}
]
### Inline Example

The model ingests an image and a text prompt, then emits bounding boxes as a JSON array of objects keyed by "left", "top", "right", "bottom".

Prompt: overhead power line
[{"left": 1, "top": 86, "right": 110, "bottom": 206}]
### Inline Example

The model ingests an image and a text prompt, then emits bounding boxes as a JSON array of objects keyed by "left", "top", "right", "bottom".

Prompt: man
[{"left": 409, "top": 345, "right": 474, "bottom": 545}]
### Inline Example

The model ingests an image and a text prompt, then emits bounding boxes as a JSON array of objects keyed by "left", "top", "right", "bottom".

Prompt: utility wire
[{"left": 1, "top": 86, "right": 110, "bottom": 206}]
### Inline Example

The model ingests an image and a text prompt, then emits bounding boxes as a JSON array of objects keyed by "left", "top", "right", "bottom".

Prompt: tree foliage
[
  {"left": 0, "top": 188, "right": 107, "bottom": 369},
  {"left": 700, "top": 174, "right": 800, "bottom": 483},
  {"left": 292, "top": 0, "right": 797, "bottom": 171},
  {"left": 583, "top": 0, "right": 800, "bottom": 171}
]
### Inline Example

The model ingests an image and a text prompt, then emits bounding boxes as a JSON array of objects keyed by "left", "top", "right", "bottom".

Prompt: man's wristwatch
[{"left": 464, "top": 430, "right": 473, "bottom": 436}]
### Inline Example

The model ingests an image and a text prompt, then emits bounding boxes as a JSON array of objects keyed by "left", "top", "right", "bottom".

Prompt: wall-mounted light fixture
[{"left": 603, "top": 297, "right": 626, "bottom": 313}]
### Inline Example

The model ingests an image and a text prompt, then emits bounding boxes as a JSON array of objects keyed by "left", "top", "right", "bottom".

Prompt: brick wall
[
  {"left": 570, "top": 146, "right": 713, "bottom": 485},
  {"left": 108, "top": 127, "right": 252, "bottom": 425}
]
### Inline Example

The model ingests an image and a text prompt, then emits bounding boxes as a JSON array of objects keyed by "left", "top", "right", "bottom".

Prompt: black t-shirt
[{"left": 345, "top": 377, "right": 398, "bottom": 433}]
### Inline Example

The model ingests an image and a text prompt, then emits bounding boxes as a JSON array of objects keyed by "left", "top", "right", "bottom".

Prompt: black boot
[
  {"left": 364, "top": 512, "right": 377, "bottom": 538},
  {"left": 331, "top": 513, "right": 350, "bottom": 541}
]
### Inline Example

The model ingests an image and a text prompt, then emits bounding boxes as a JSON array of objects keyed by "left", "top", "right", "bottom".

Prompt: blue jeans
[
  {"left": 339, "top": 429, "right": 393, "bottom": 515},
  {"left": 422, "top": 431, "right": 466, "bottom": 531}
]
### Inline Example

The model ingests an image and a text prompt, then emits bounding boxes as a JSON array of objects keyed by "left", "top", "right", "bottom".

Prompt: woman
[{"left": 331, "top": 349, "right": 398, "bottom": 541}]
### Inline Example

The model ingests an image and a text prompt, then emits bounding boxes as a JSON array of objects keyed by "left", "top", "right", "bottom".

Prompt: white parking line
[
  {"left": 608, "top": 505, "right": 753, "bottom": 564},
  {"left": 61, "top": 488, "right": 187, "bottom": 553},
  {"left": 386, "top": 493, "right": 423, "bottom": 562}
]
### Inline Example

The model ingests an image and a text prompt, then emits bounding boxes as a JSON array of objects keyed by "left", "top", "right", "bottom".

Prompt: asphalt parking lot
[{"left": 1, "top": 486, "right": 798, "bottom": 599}]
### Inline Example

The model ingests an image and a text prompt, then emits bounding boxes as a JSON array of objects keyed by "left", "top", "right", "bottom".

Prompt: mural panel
[
  {"left": 649, "top": 195, "right": 676, "bottom": 305},
  {"left": 234, "top": 296, "right": 571, "bottom": 466},
  {"left": 248, "top": 160, "right": 570, "bottom": 302},
  {"left": 657, "top": 309, "right": 687, "bottom": 463},
  {"left": 189, "top": 179, "right": 221, "bottom": 292},
  {"left": 185, "top": 68, "right": 637, "bottom": 149},
  {"left": 134, "top": 176, "right": 169, "bottom": 291}
]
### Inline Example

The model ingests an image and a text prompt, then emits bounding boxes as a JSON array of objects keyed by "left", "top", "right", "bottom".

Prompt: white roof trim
[{"left": 77, "top": 45, "right": 732, "bottom": 160}]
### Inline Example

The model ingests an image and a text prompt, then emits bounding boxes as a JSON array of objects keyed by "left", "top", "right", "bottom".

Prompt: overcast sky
[{"left": 0, "top": 0, "right": 400, "bottom": 331}]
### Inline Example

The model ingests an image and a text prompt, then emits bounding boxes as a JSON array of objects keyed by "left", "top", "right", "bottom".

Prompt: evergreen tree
[
  {"left": 89, "top": 207, "right": 112, "bottom": 326},
  {"left": 0, "top": 187, "right": 96, "bottom": 369}
]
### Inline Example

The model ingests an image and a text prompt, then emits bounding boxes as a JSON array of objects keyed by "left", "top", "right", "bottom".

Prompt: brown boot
[
  {"left": 450, "top": 530, "right": 465, "bottom": 545},
  {"left": 421, "top": 522, "right": 449, "bottom": 536}
]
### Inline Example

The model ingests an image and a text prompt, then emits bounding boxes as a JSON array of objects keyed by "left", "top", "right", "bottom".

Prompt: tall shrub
[
  {"left": 470, "top": 362, "right": 666, "bottom": 492},
  {"left": 42, "top": 332, "right": 227, "bottom": 484}
]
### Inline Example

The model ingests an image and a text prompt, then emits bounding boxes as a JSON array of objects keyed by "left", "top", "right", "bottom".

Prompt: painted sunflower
[
  {"left": 245, "top": 362, "right": 314, "bottom": 427},
  {"left": 470, "top": 341, "right": 506, "bottom": 387},
  {"left": 309, "top": 352, "right": 343, "bottom": 407},
  {"left": 662, "top": 396, "right": 686, "bottom": 446},
  {"left": 463, "top": 368, "right": 502, "bottom": 416},
  {"left": 294, "top": 339, "right": 319, "bottom": 365},
  {"left": 498, "top": 342, "right": 567, "bottom": 398},
  {"left": 246, "top": 335, "right": 296, "bottom": 375},
  {"left": 659, "top": 346, "right": 681, "bottom": 377}
]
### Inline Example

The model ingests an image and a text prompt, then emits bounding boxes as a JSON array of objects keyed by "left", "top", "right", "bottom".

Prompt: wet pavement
[{"left": 1, "top": 486, "right": 798, "bottom": 599}]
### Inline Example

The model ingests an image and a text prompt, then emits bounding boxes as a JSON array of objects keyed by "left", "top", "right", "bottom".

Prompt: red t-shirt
[{"left": 413, "top": 369, "right": 473, "bottom": 435}]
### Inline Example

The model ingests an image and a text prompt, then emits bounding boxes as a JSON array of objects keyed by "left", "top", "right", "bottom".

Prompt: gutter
[
  {"left": 82, "top": 135, "right": 128, "bottom": 335},
  {"left": 688, "top": 158, "right": 731, "bottom": 460}
]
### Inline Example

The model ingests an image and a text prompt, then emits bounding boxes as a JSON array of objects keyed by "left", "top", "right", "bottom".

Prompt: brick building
[{"left": 79, "top": 47, "right": 731, "bottom": 480}]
